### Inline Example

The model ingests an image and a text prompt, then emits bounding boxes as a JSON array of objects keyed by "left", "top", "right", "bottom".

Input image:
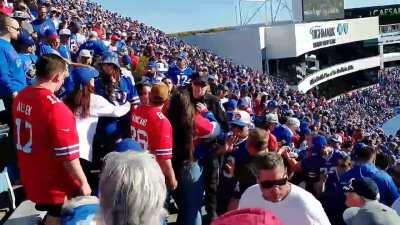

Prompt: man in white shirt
[{"left": 239, "top": 152, "right": 331, "bottom": 225}]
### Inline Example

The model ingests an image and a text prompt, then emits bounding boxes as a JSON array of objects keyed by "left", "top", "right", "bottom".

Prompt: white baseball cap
[
  {"left": 231, "top": 110, "right": 252, "bottom": 127},
  {"left": 59, "top": 29, "right": 71, "bottom": 36},
  {"left": 79, "top": 49, "right": 92, "bottom": 58}
]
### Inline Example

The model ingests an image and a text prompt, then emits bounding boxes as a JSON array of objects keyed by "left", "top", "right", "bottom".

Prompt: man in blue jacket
[
  {"left": 0, "top": 16, "right": 27, "bottom": 127},
  {"left": 340, "top": 144, "right": 399, "bottom": 206},
  {"left": 77, "top": 31, "right": 108, "bottom": 59}
]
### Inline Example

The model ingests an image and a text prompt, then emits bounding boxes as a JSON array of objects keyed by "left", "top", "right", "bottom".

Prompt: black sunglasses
[
  {"left": 7, "top": 25, "right": 21, "bottom": 32},
  {"left": 260, "top": 177, "right": 288, "bottom": 189}
]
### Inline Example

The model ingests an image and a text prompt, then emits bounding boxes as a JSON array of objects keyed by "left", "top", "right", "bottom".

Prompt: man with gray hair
[
  {"left": 239, "top": 152, "right": 331, "bottom": 225},
  {"left": 343, "top": 177, "right": 400, "bottom": 225}
]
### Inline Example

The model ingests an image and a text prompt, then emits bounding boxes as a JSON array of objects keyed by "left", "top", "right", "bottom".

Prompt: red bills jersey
[
  {"left": 131, "top": 105, "right": 173, "bottom": 160},
  {"left": 12, "top": 87, "right": 80, "bottom": 204},
  {"left": 193, "top": 113, "right": 215, "bottom": 146}
]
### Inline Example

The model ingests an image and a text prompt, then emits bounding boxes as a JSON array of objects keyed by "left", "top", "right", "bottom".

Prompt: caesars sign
[
  {"left": 345, "top": 4, "right": 400, "bottom": 25},
  {"left": 295, "top": 17, "right": 379, "bottom": 56},
  {"left": 297, "top": 56, "right": 380, "bottom": 93}
]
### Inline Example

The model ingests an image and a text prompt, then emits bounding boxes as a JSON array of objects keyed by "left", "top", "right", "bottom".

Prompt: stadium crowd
[{"left": 2, "top": 0, "right": 400, "bottom": 225}]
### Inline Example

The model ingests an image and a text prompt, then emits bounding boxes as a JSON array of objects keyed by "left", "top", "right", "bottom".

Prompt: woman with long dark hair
[
  {"left": 64, "top": 67, "right": 130, "bottom": 187},
  {"left": 167, "top": 90, "right": 220, "bottom": 225}
]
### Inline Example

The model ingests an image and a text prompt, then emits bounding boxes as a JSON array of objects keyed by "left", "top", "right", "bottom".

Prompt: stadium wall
[
  {"left": 181, "top": 27, "right": 264, "bottom": 72},
  {"left": 383, "top": 114, "right": 400, "bottom": 136}
]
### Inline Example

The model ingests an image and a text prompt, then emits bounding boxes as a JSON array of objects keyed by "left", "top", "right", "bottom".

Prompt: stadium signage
[
  {"left": 309, "top": 65, "right": 354, "bottom": 85},
  {"left": 297, "top": 56, "right": 380, "bottom": 93},
  {"left": 310, "top": 23, "right": 348, "bottom": 40},
  {"left": 294, "top": 17, "right": 379, "bottom": 56},
  {"left": 369, "top": 6, "right": 400, "bottom": 17}
]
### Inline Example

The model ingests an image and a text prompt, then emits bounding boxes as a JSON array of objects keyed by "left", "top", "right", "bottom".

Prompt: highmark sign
[
  {"left": 297, "top": 56, "right": 381, "bottom": 93},
  {"left": 309, "top": 22, "right": 349, "bottom": 48},
  {"left": 295, "top": 17, "right": 379, "bottom": 56}
]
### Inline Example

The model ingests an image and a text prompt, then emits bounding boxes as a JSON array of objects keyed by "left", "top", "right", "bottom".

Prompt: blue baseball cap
[
  {"left": 100, "top": 53, "right": 120, "bottom": 68},
  {"left": 267, "top": 100, "right": 279, "bottom": 109},
  {"left": 177, "top": 52, "right": 187, "bottom": 60},
  {"left": 114, "top": 138, "right": 143, "bottom": 153},
  {"left": 18, "top": 29, "right": 35, "bottom": 46},
  {"left": 71, "top": 67, "right": 99, "bottom": 86},
  {"left": 238, "top": 98, "right": 250, "bottom": 109}
]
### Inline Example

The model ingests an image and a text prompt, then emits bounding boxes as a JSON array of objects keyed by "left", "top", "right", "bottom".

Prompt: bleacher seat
[
  {"left": 3, "top": 200, "right": 46, "bottom": 225},
  {"left": 0, "top": 167, "right": 16, "bottom": 211},
  {"left": 0, "top": 129, "right": 46, "bottom": 225}
]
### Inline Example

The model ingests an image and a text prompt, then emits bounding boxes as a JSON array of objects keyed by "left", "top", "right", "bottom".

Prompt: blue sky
[{"left": 93, "top": 0, "right": 400, "bottom": 33}]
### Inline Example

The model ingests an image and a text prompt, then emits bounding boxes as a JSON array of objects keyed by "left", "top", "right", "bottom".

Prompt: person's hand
[
  {"left": 168, "top": 178, "right": 178, "bottom": 191},
  {"left": 224, "top": 159, "right": 235, "bottom": 178},
  {"left": 80, "top": 181, "right": 92, "bottom": 196},
  {"left": 225, "top": 135, "right": 238, "bottom": 153},
  {"left": 196, "top": 103, "right": 208, "bottom": 113}
]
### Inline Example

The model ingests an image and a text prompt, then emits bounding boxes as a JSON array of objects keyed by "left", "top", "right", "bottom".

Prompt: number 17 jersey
[
  {"left": 12, "top": 87, "right": 80, "bottom": 205},
  {"left": 130, "top": 105, "right": 173, "bottom": 160}
]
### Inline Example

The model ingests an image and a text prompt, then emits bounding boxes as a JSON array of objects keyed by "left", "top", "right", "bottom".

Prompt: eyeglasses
[{"left": 259, "top": 177, "right": 288, "bottom": 189}]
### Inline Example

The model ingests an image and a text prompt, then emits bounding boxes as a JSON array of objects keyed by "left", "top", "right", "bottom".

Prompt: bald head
[{"left": 0, "top": 15, "right": 20, "bottom": 40}]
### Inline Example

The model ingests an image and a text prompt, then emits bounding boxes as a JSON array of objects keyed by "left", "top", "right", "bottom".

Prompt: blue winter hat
[
  {"left": 18, "top": 29, "right": 35, "bottom": 46},
  {"left": 353, "top": 143, "right": 367, "bottom": 156},
  {"left": 312, "top": 135, "right": 327, "bottom": 155},
  {"left": 223, "top": 99, "right": 238, "bottom": 111},
  {"left": 114, "top": 138, "right": 143, "bottom": 153},
  {"left": 71, "top": 67, "right": 99, "bottom": 87},
  {"left": 101, "top": 52, "right": 120, "bottom": 68}
]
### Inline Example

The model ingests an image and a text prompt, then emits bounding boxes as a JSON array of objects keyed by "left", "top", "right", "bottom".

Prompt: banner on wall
[{"left": 297, "top": 56, "right": 381, "bottom": 93}]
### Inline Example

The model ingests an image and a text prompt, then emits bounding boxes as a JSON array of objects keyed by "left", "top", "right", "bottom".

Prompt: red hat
[
  {"left": 111, "top": 34, "right": 120, "bottom": 41},
  {"left": 0, "top": 4, "right": 13, "bottom": 16},
  {"left": 211, "top": 208, "right": 285, "bottom": 225}
]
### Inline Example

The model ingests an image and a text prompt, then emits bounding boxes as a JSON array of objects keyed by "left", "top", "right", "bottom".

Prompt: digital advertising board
[{"left": 303, "top": 0, "right": 345, "bottom": 22}]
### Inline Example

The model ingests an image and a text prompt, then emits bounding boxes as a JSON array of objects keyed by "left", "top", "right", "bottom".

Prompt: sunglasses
[
  {"left": 7, "top": 25, "right": 21, "bottom": 32},
  {"left": 260, "top": 177, "right": 288, "bottom": 189}
]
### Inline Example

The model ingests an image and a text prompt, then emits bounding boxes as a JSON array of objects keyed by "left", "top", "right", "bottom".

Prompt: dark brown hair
[
  {"left": 65, "top": 84, "right": 94, "bottom": 118},
  {"left": 248, "top": 128, "right": 269, "bottom": 152},
  {"left": 35, "top": 54, "right": 68, "bottom": 80},
  {"left": 167, "top": 90, "right": 195, "bottom": 171},
  {"left": 99, "top": 64, "right": 120, "bottom": 102}
]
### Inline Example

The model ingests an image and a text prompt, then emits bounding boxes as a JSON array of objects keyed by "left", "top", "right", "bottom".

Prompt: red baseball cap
[
  {"left": 0, "top": 4, "right": 13, "bottom": 16},
  {"left": 212, "top": 208, "right": 285, "bottom": 225}
]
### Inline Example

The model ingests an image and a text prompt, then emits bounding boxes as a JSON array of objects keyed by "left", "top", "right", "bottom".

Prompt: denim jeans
[{"left": 174, "top": 161, "right": 204, "bottom": 225}]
